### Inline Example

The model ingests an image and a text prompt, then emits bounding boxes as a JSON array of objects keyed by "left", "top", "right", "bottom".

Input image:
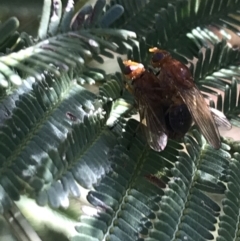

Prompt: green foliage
[
  {"left": 0, "top": 0, "right": 135, "bottom": 88},
  {"left": 0, "top": 0, "right": 240, "bottom": 241}
]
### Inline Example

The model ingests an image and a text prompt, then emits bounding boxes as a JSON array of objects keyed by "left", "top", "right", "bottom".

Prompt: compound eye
[
  {"left": 123, "top": 65, "right": 133, "bottom": 75},
  {"left": 152, "top": 52, "right": 164, "bottom": 63}
]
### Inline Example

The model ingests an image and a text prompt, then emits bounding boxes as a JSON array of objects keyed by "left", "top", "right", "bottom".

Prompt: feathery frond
[
  {"left": 0, "top": 70, "right": 119, "bottom": 211},
  {"left": 217, "top": 152, "right": 240, "bottom": 241},
  {"left": 1, "top": 0, "right": 240, "bottom": 240},
  {"left": 0, "top": 0, "right": 136, "bottom": 88},
  {"left": 71, "top": 119, "right": 232, "bottom": 241}
]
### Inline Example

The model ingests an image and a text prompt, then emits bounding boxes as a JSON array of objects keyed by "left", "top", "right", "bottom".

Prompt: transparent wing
[
  {"left": 179, "top": 87, "right": 221, "bottom": 149},
  {"left": 209, "top": 107, "right": 232, "bottom": 130},
  {"left": 138, "top": 96, "right": 168, "bottom": 152}
]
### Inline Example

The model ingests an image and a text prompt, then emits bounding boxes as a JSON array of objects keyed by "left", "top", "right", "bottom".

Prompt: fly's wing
[
  {"left": 209, "top": 107, "right": 232, "bottom": 130},
  {"left": 150, "top": 53, "right": 221, "bottom": 149},
  {"left": 178, "top": 86, "right": 221, "bottom": 149},
  {"left": 122, "top": 60, "right": 168, "bottom": 152},
  {"left": 137, "top": 95, "right": 168, "bottom": 152}
]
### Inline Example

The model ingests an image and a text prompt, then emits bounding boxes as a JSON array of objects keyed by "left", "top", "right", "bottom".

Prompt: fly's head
[
  {"left": 123, "top": 60, "right": 145, "bottom": 80},
  {"left": 122, "top": 60, "right": 145, "bottom": 93},
  {"left": 149, "top": 47, "right": 171, "bottom": 68}
]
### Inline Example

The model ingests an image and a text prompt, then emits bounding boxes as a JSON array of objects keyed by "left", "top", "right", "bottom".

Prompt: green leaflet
[
  {"left": 110, "top": 0, "right": 240, "bottom": 55},
  {"left": 0, "top": 0, "right": 136, "bottom": 88},
  {"left": 1, "top": 0, "right": 240, "bottom": 240},
  {"left": 217, "top": 153, "right": 240, "bottom": 241},
  {"left": 0, "top": 71, "right": 115, "bottom": 210},
  {"left": 71, "top": 119, "right": 232, "bottom": 241}
]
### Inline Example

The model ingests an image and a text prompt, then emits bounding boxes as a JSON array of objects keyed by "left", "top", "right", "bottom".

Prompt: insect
[{"left": 122, "top": 48, "right": 231, "bottom": 152}]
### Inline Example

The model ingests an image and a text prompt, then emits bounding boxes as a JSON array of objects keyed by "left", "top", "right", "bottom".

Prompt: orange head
[
  {"left": 122, "top": 60, "right": 145, "bottom": 81},
  {"left": 149, "top": 47, "right": 171, "bottom": 68},
  {"left": 122, "top": 60, "right": 145, "bottom": 94}
]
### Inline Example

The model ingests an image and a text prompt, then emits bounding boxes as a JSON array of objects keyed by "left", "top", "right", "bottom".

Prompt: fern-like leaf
[
  {"left": 2, "top": 1, "right": 240, "bottom": 240},
  {"left": 217, "top": 152, "right": 240, "bottom": 241},
  {"left": 0, "top": 72, "right": 110, "bottom": 211},
  {"left": 0, "top": 27, "right": 135, "bottom": 87},
  {"left": 70, "top": 119, "right": 232, "bottom": 241}
]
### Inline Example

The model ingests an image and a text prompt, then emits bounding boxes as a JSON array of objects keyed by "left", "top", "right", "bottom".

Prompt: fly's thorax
[{"left": 159, "top": 60, "right": 194, "bottom": 89}]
